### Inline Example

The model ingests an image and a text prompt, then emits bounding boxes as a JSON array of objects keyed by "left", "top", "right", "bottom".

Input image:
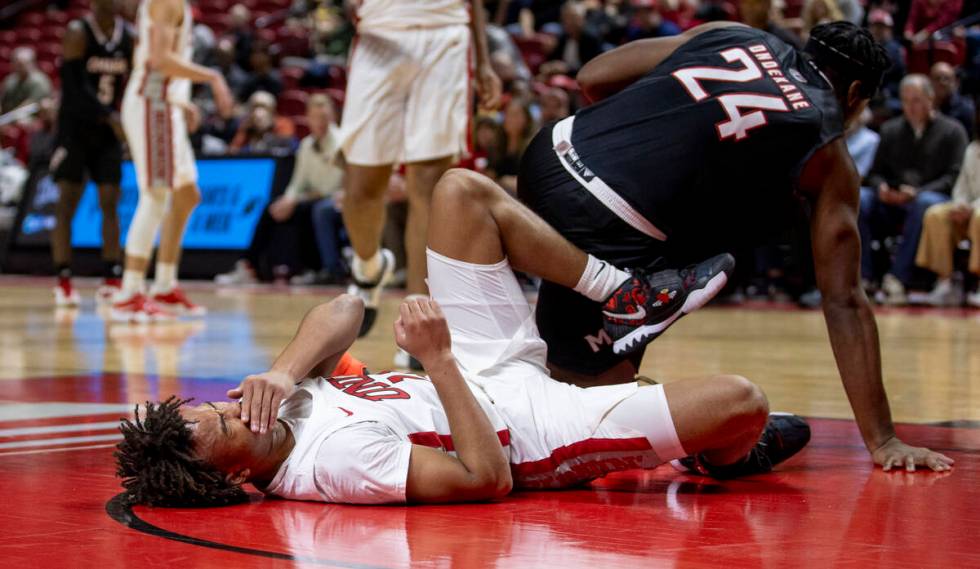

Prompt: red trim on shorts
[
  {"left": 510, "top": 437, "right": 653, "bottom": 478},
  {"left": 408, "top": 429, "right": 511, "bottom": 452},
  {"left": 143, "top": 98, "right": 153, "bottom": 188},
  {"left": 164, "top": 100, "right": 174, "bottom": 187}
]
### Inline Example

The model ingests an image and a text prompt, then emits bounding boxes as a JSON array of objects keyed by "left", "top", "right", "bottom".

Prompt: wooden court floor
[{"left": 1, "top": 276, "right": 978, "bottom": 567}]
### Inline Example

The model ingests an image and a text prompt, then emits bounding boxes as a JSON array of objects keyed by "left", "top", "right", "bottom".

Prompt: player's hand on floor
[
  {"left": 394, "top": 298, "right": 451, "bottom": 367},
  {"left": 227, "top": 370, "right": 295, "bottom": 434},
  {"left": 872, "top": 437, "right": 954, "bottom": 472}
]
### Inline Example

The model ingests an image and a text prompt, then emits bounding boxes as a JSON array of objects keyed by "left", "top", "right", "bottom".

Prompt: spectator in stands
[
  {"left": 228, "top": 4, "right": 255, "bottom": 71},
  {"left": 292, "top": 95, "right": 350, "bottom": 285},
  {"left": 905, "top": 0, "right": 962, "bottom": 46},
  {"left": 0, "top": 48, "right": 53, "bottom": 113},
  {"left": 549, "top": 1, "right": 603, "bottom": 74},
  {"left": 491, "top": 97, "right": 537, "bottom": 194},
  {"left": 238, "top": 41, "right": 284, "bottom": 101},
  {"left": 867, "top": 9, "right": 905, "bottom": 105},
  {"left": 471, "top": 115, "right": 505, "bottom": 174},
  {"left": 861, "top": 74, "right": 969, "bottom": 304},
  {"left": 917, "top": 112, "right": 980, "bottom": 307},
  {"left": 210, "top": 37, "right": 250, "bottom": 97},
  {"left": 229, "top": 91, "right": 296, "bottom": 155},
  {"left": 624, "top": 0, "right": 681, "bottom": 42},
  {"left": 847, "top": 108, "right": 880, "bottom": 178},
  {"left": 801, "top": 0, "right": 844, "bottom": 36},
  {"left": 931, "top": 62, "right": 976, "bottom": 138},
  {"left": 539, "top": 86, "right": 571, "bottom": 124},
  {"left": 740, "top": 0, "right": 802, "bottom": 49}
]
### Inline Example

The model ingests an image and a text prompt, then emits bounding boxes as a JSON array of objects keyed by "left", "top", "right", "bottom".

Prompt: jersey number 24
[{"left": 672, "top": 47, "right": 788, "bottom": 141}]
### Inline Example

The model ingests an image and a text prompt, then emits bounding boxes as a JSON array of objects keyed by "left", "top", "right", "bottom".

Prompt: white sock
[
  {"left": 154, "top": 262, "right": 178, "bottom": 293},
  {"left": 353, "top": 250, "right": 383, "bottom": 283},
  {"left": 574, "top": 255, "right": 631, "bottom": 302},
  {"left": 120, "top": 269, "right": 145, "bottom": 297}
]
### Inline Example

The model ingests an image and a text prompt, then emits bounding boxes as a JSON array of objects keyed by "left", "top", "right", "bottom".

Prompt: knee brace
[{"left": 125, "top": 189, "right": 170, "bottom": 259}]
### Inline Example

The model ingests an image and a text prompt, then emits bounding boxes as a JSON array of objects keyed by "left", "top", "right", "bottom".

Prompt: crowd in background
[{"left": 2, "top": 0, "right": 980, "bottom": 306}]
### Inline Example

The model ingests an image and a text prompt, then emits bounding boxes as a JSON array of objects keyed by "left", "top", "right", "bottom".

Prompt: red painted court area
[{"left": 1, "top": 374, "right": 977, "bottom": 568}]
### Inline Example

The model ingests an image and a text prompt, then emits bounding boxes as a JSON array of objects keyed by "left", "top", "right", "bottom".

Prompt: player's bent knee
[{"left": 719, "top": 374, "right": 769, "bottom": 423}]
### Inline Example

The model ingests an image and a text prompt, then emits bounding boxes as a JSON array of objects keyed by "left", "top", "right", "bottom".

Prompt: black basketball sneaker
[
  {"left": 672, "top": 413, "right": 812, "bottom": 479},
  {"left": 601, "top": 253, "right": 735, "bottom": 355}
]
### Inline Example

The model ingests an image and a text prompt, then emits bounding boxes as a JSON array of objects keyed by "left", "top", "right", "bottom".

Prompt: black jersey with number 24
[{"left": 571, "top": 26, "right": 844, "bottom": 247}]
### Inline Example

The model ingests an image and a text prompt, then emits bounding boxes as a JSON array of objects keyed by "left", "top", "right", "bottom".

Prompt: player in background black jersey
[
  {"left": 501, "top": 20, "right": 949, "bottom": 472},
  {"left": 50, "top": 0, "right": 133, "bottom": 307}
]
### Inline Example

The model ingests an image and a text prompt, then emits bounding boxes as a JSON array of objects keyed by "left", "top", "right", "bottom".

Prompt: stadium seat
[
  {"left": 277, "top": 89, "right": 309, "bottom": 117},
  {"left": 327, "top": 65, "right": 347, "bottom": 89},
  {"left": 513, "top": 34, "right": 549, "bottom": 75},
  {"left": 276, "top": 29, "right": 310, "bottom": 58},
  {"left": 19, "top": 12, "right": 46, "bottom": 28},
  {"left": 292, "top": 116, "right": 310, "bottom": 140},
  {"left": 198, "top": 13, "right": 229, "bottom": 34},
  {"left": 0, "top": 31, "right": 16, "bottom": 47},
  {"left": 907, "top": 40, "right": 965, "bottom": 74},
  {"left": 280, "top": 66, "right": 304, "bottom": 90},
  {"left": 41, "top": 26, "right": 66, "bottom": 44},
  {"left": 45, "top": 11, "right": 68, "bottom": 25},
  {"left": 15, "top": 29, "right": 42, "bottom": 45},
  {"left": 36, "top": 44, "right": 63, "bottom": 65}
]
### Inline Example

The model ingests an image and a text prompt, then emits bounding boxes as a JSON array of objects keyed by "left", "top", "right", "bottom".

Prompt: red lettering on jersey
[{"left": 327, "top": 374, "right": 411, "bottom": 401}]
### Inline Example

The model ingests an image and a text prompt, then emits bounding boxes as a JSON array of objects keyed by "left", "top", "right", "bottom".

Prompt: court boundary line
[{"left": 105, "top": 494, "right": 394, "bottom": 568}]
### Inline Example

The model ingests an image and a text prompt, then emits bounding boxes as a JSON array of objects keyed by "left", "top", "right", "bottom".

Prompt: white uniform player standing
[
  {"left": 113, "top": 0, "right": 232, "bottom": 322},
  {"left": 339, "top": 0, "right": 502, "bottom": 358}
]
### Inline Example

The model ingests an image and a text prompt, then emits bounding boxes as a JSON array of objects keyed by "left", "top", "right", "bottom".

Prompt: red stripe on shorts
[
  {"left": 408, "top": 429, "right": 511, "bottom": 452},
  {"left": 510, "top": 437, "right": 653, "bottom": 478}
]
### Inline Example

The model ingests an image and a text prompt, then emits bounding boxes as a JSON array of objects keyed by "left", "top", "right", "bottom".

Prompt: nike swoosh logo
[
  {"left": 338, "top": 407, "right": 353, "bottom": 416},
  {"left": 602, "top": 306, "right": 646, "bottom": 321},
  {"left": 595, "top": 262, "right": 607, "bottom": 277}
]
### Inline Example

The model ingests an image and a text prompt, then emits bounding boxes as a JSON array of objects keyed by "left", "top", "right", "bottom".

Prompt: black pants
[
  {"left": 246, "top": 201, "right": 321, "bottom": 279},
  {"left": 517, "top": 125, "right": 662, "bottom": 375}
]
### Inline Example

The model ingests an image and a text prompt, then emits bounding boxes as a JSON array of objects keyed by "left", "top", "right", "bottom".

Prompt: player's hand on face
[
  {"left": 227, "top": 369, "right": 295, "bottom": 434},
  {"left": 476, "top": 64, "right": 503, "bottom": 111},
  {"left": 393, "top": 299, "right": 452, "bottom": 367},
  {"left": 872, "top": 437, "right": 954, "bottom": 472}
]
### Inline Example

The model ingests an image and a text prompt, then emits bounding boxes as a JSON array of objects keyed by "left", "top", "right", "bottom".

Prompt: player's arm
[
  {"left": 396, "top": 299, "right": 512, "bottom": 503},
  {"left": 800, "top": 141, "right": 954, "bottom": 472},
  {"left": 228, "top": 294, "right": 365, "bottom": 433},
  {"left": 577, "top": 21, "right": 744, "bottom": 103},
  {"left": 59, "top": 21, "right": 113, "bottom": 121},
  {"left": 146, "top": 0, "right": 232, "bottom": 115},
  {"left": 469, "top": 0, "right": 502, "bottom": 110}
]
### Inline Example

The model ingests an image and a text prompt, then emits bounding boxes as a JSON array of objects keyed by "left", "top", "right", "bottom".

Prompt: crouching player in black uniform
[
  {"left": 51, "top": 0, "right": 133, "bottom": 306},
  {"left": 503, "top": 21, "right": 950, "bottom": 472}
]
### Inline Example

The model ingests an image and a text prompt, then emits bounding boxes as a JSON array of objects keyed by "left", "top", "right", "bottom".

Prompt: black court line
[{"left": 105, "top": 494, "right": 393, "bottom": 569}]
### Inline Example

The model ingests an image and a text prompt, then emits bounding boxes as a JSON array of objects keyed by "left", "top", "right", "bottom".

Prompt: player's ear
[
  {"left": 846, "top": 80, "right": 864, "bottom": 110},
  {"left": 226, "top": 468, "right": 250, "bottom": 485}
]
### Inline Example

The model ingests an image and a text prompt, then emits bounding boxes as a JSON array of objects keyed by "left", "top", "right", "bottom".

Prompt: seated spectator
[
  {"left": 490, "top": 97, "right": 537, "bottom": 194},
  {"left": 228, "top": 4, "right": 255, "bottom": 71},
  {"left": 846, "top": 108, "right": 880, "bottom": 178},
  {"left": 469, "top": 115, "right": 505, "bottom": 173},
  {"left": 861, "top": 74, "right": 969, "bottom": 304},
  {"left": 549, "top": 1, "right": 603, "bottom": 73},
  {"left": 293, "top": 95, "right": 349, "bottom": 285},
  {"left": 229, "top": 91, "right": 296, "bottom": 155},
  {"left": 624, "top": 0, "right": 682, "bottom": 42},
  {"left": 931, "top": 62, "right": 976, "bottom": 139},
  {"left": 905, "top": 0, "right": 962, "bottom": 46},
  {"left": 238, "top": 41, "right": 284, "bottom": 101},
  {"left": 209, "top": 37, "right": 250, "bottom": 97},
  {"left": 539, "top": 86, "right": 570, "bottom": 124},
  {"left": 917, "top": 118, "right": 980, "bottom": 307},
  {"left": 867, "top": 9, "right": 905, "bottom": 106},
  {"left": 1, "top": 48, "right": 53, "bottom": 113},
  {"left": 740, "top": 0, "right": 802, "bottom": 49},
  {"left": 801, "top": 0, "right": 843, "bottom": 37}
]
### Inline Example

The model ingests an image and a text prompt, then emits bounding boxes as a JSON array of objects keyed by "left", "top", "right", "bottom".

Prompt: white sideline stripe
[
  {"left": 0, "top": 421, "right": 120, "bottom": 437},
  {"left": 0, "top": 433, "right": 122, "bottom": 450},
  {"left": 0, "top": 402, "right": 132, "bottom": 422},
  {"left": 0, "top": 443, "right": 118, "bottom": 457}
]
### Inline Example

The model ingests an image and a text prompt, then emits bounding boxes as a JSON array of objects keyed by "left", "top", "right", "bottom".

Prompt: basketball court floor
[{"left": 1, "top": 275, "right": 977, "bottom": 567}]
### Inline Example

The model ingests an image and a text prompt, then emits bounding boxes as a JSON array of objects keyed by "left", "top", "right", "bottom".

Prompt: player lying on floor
[{"left": 116, "top": 169, "right": 817, "bottom": 507}]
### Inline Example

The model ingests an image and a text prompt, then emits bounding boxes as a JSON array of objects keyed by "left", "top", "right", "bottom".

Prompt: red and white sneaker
[
  {"left": 111, "top": 292, "right": 174, "bottom": 323},
  {"left": 53, "top": 278, "right": 80, "bottom": 307},
  {"left": 152, "top": 287, "right": 207, "bottom": 317},
  {"left": 96, "top": 278, "right": 122, "bottom": 304}
]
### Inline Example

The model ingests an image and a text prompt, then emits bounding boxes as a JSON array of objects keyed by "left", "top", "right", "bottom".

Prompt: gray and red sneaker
[
  {"left": 111, "top": 292, "right": 174, "bottom": 323},
  {"left": 602, "top": 253, "right": 735, "bottom": 355},
  {"left": 152, "top": 287, "right": 207, "bottom": 317}
]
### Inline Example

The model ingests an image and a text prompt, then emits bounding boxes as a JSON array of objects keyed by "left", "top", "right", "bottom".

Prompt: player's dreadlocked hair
[
  {"left": 115, "top": 396, "right": 249, "bottom": 507},
  {"left": 805, "top": 21, "right": 891, "bottom": 100}
]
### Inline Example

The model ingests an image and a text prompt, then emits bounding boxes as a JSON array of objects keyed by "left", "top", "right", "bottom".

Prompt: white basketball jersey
[
  {"left": 125, "top": 0, "right": 193, "bottom": 104},
  {"left": 354, "top": 0, "right": 469, "bottom": 30},
  {"left": 260, "top": 372, "right": 510, "bottom": 502}
]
